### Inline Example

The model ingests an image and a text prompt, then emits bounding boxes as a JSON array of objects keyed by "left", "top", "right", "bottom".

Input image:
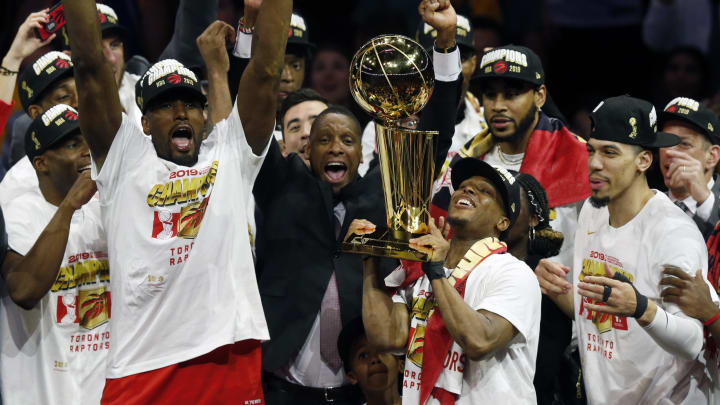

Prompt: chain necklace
[{"left": 496, "top": 147, "right": 524, "bottom": 166}]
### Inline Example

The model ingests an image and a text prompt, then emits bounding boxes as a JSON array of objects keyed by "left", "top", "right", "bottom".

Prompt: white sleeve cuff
[
  {"left": 233, "top": 32, "right": 253, "bottom": 59},
  {"left": 433, "top": 47, "right": 461, "bottom": 82},
  {"left": 695, "top": 191, "right": 715, "bottom": 222},
  {"left": 642, "top": 304, "right": 703, "bottom": 360}
]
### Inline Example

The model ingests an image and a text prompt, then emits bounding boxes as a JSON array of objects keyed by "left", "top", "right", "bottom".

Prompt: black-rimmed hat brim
[
  {"left": 451, "top": 158, "right": 512, "bottom": 219},
  {"left": 644, "top": 131, "right": 681, "bottom": 148},
  {"left": 142, "top": 85, "right": 207, "bottom": 113}
]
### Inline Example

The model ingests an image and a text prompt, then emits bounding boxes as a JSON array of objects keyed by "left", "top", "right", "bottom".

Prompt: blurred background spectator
[{"left": 0, "top": 0, "right": 716, "bottom": 169}]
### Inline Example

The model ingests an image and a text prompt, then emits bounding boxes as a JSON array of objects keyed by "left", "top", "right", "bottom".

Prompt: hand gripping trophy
[{"left": 342, "top": 34, "right": 437, "bottom": 261}]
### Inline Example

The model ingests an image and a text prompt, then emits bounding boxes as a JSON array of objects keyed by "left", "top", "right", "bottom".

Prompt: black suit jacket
[{"left": 253, "top": 76, "right": 462, "bottom": 372}]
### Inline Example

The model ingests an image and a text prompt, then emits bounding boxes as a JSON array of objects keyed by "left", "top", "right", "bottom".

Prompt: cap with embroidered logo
[
  {"left": 287, "top": 13, "right": 315, "bottom": 58},
  {"left": 590, "top": 95, "right": 680, "bottom": 148},
  {"left": 18, "top": 51, "right": 74, "bottom": 112},
  {"left": 25, "top": 104, "right": 81, "bottom": 160},
  {"left": 135, "top": 59, "right": 206, "bottom": 113},
  {"left": 416, "top": 14, "right": 475, "bottom": 53},
  {"left": 451, "top": 158, "right": 521, "bottom": 227},
  {"left": 660, "top": 97, "right": 720, "bottom": 145},
  {"left": 477, "top": 45, "right": 544, "bottom": 86},
  {"left": 57, "top": 3, "right": 128, "bottom": 51}
]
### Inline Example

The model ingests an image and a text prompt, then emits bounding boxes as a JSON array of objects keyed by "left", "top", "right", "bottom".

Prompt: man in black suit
[
  {"left": 659, "top": 97, "right": 720, "bottom": 240},
  {"left": 253, "top": 2, "right": 463, "bottom": 403}
]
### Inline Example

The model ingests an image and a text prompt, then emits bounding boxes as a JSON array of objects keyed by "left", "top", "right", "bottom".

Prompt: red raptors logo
[
  {"left": 667, "top": 105, "right": 677, "bottom": 113},
  {"left": 493, "top": 61, "right": 507, "bottom": 74},
  {"left": 98, "top": 12, "right": 107, "bottom": 23},
  {"left": 64, "top": 110, "right": 78, "bottom": 121},
  {"left": 168, "top": 74, "right": 182, "bottom": 84},
  {"left": 55, "top": 58, "right": 69, "bottom": 69}
]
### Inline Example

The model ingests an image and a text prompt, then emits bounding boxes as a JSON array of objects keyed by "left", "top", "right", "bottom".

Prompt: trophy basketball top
[{"left": 349, "top": 34, "right": 434, "bottom": 123}]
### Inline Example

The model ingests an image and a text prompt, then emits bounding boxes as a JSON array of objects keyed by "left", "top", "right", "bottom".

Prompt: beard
[
  {"left": 589, "top": 196, "right": 610, "bottom": 208},
  {"left": 490, "top": 105, "right": 537, "bottom": 145},
  {"left": 447, "top": 214, "right": 468, "bottom": 229}
]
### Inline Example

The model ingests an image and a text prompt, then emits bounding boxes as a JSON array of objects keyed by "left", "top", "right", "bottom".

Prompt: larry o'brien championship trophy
[{"left": 342, "top": 34, "right": 437, "bottom": 261}]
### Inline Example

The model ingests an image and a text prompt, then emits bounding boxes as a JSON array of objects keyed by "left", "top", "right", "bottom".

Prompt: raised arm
[
  {"left": 236, "top": 0, "right": 292, "bottom": 155},
  {"left": 1, "top": 173, "right": 96, "bottom": 310},
  {"left": 62, "top": 0, "right": 123, "bottom": 170},
  {"left": 1, "top": 10, "right": 56, "bottom": 105},
  {"left": 197, "top": 21, "right": 235, "bottom": 125},
  {"left": 363, "top": 256, "right": 410, "bottom": 352}
]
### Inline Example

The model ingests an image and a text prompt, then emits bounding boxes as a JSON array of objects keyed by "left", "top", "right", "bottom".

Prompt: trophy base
[{"left": 342, "top": 227, "right": 430, "bottom": 262}]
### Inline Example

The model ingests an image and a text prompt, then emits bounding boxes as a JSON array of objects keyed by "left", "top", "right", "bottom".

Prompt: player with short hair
[
  {"left": 357, "top": 158, "right": 541, "bottom": 404},
  {"left": 536, "top": 95, "right": 715, "bottom": 404},
  {"left": 0, "top": 104, "right": 109, "bottom": 405},
  {"left": 62, "top": 0, "right": 292, "bottom": 402},
  {"left": 658, "top": 96, "right": 720, "bottom": 239},
  {"left": 278, "top": 88, "right": 329, "bottom": 164}
]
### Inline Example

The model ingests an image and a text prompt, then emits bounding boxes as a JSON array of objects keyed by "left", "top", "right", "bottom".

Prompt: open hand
[
  {"left": 197, "top": 21, "right": 236, "bottom": 74},
  {"left": 661, "top": 267, "right": 718, "bottom": 322}
]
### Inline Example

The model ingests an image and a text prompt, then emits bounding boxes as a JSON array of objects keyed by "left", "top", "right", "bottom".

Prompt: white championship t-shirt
[
  {"left": 0, "top": 189, "right": 109, "bottom": 405},
  {"left": 573, "top": 192, "right": 710, "bottom": 405},
  {"left": 91, "top": 104, "right": 270, "bottom": 378},
  {"left": 390, "top": 253, "right": 540, "bottom": 405}
]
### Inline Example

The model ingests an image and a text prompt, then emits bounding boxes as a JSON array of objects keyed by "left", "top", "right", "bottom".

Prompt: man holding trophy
[
  {"left": 354, "top": 158, "right": 541, "bottom": 404},
  {"left": 253, "top": 0, "right": 462, "bottom": 403}
]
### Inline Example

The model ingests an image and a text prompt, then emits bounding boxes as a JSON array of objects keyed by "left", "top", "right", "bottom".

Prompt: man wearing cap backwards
[
  {"left": 358, "top": 13, "right": 485, "bottom": 176},
  {"left": 0, "top": 104, "right": 109, "bottom": 405},
  {"left": 355, "top": 158, "right": 541, "bottom": 404},
  {"left": 536, "top": 95, "right": 717, "bottom": 404},
  {"left": 430, "top": 44, "right": 589, "bottom": 272},
  {"left": 62, "top": 0, "right": 291, "bottom": 402},
  {"left": 658, "top": 97, "right": 720, "bottom": 240}
]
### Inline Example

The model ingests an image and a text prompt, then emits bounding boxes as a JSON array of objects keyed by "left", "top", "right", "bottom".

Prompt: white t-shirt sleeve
[
  {"left": 469, "top": 258, "right": 541, "bottom": 342},
  {"left": 218, "top": 100, "right": 272, "bottom": 193},
  {"left": 4, "top": 197, "right": 44, "bottom": 256},
  {"left": 650, "top": 220, "right": 708, "bottom": 316},
  {"left": 91, "top": 113, "right": 152, "bottom": 201}
]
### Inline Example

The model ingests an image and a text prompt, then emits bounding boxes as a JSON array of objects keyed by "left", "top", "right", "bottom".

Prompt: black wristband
[
  {"left": 421, "top": 261, "right": 445, "bottom": 281},
  {"left": 433, "top": 42, "right": 457, "bottom": 54},
  {"left": 612, "top": 271, "right": 648, "bottom": 318}
]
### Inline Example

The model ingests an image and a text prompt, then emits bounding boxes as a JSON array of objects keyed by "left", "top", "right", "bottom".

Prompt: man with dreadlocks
[{"left": 508, "top": 173, "right": 569, "bottom": 404}]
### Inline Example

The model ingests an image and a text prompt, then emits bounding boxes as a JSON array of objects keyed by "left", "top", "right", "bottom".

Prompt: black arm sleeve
[
  {"left": 252, "top": 139, "right": 290, "bottom": 207},
  {"left": 417, "top": 76, "right": 463, "bottom": 179},
  {"left": 228, "top": 55, "right": 250, "bottom": 102}
]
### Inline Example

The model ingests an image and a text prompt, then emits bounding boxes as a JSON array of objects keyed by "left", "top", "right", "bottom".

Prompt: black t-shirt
[{"left": 0, "top": 205, "right": 7, "bottom": 266}]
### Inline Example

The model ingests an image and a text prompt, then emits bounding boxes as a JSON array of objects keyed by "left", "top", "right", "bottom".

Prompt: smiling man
[
  {"left": 278, "top": 88, "right": 329, "bottom": 165},
  {"left": 536, "top": 95, "right": 715, "bottom": 404},
  {"left": 252, "top": 2, "right": 462, "bottom": 403},
  {"left": 658, "top": 97, "right": 720, "bottom": 240},
  {"left": 0, "top": 104, "right": 110, "bottom": 405},
  {"left": 358, "top": 158, "right": 540, "bottom": 404},
  {"left": 62, "top": 0, "right": 291, "bottom": 402}
]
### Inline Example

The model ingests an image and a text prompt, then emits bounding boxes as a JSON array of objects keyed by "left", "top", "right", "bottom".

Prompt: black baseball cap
[
  {"left": 416, "top": 14, "right": 475, "bottom": 53},
  {"left": 337, "top": 317, "right": 366, "bottom": 373},
  {"left": 590, "top": 95, "right": 680, "bottom": 148},
  {"left": 660, "top": 97, "right": 720, "bottom": 145},
  {"left": 25, "top": 104, "right": 80, "bottom": 160},
  {"left": 477, "top": 45, "right": 544, "bottom": 86},
  {"left": 286, "top": 13, "right": 315, "bottom": 58},
  {"left": 18, "top": 51, "right": 74, "bottom": 112},
  {"left": 451, "top": 158, "right": 521, "bottom": 227},
  {"left": 57, "top": 3, "right": 128, "bottom": 51},
  {"left": 135, "top": 59, "right": 206, "bottom": 113}
]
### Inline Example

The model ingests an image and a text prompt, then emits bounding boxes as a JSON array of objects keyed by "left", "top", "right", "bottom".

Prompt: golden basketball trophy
[{"left": 342, "top": 34, "right": 437, "bottom": 261}]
